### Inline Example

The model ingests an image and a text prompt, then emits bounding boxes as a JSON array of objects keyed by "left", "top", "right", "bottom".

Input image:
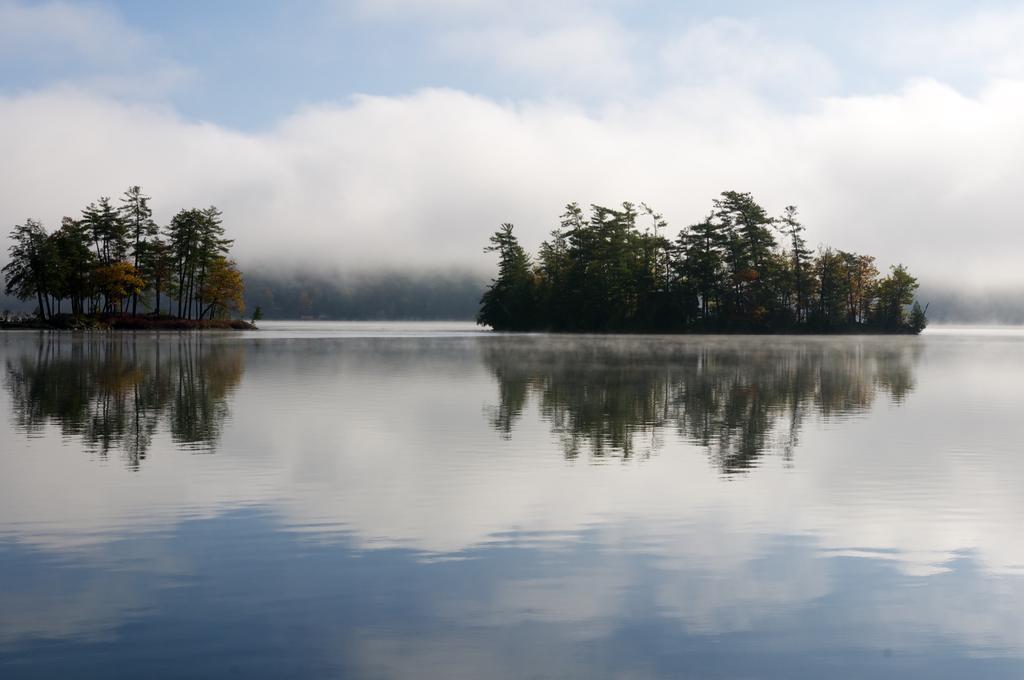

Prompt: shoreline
[{"left": 0, "top": 314, "right": 256, "bottom": 331}]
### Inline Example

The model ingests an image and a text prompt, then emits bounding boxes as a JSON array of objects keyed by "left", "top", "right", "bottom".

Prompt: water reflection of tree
[
  {"left": 483, "top": 337, "right": 921, "bottom": 472},
  {"left": 5, "top": 337, "right": 244, "bottom": 468}
]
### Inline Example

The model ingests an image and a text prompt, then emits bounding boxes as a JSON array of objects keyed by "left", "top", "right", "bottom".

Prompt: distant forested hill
[
  {"left": 242, "top": 270, "right": 484, "bottom": 320},
  {"left": 917, "top": 287, "right": 1024, "bottom": 325}
]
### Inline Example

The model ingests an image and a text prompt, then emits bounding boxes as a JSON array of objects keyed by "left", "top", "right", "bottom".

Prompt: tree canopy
[
  {"left": 478, "top": 191, "right": 928, "bottom": 334},
  {"left": 3, "top": 186, "right": 245, "bottom": 322}
]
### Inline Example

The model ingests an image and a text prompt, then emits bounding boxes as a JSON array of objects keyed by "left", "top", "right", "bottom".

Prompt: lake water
[{"left": 1, "top": 323, "right": 1023, "bottom": 678}]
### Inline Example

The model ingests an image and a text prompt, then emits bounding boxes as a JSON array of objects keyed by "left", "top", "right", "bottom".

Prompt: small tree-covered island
[
  {"left": 479, "top": 191, "right": 928, "bottom": 334},
  {"left": 2, "top": 186, "right": 253, "bottom": 330}
]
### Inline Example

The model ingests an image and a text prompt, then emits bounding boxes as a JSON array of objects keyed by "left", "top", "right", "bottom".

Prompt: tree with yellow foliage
[
  {"left": 93, "top": 261, "right": 145, "bottom": 313},
  {"left": 200, "top": 257, "right": 245, "bottom": 319}
]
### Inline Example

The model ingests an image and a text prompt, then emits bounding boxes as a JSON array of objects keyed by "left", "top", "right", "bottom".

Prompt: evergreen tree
[
  {"left": 2, "top": 219, "right": 52, "bottom": 319},
  {"left": 590, "top": 203, "right": 641, "bottom": 329},
  {"left": 49, "top": 217, "right": 95, "bottom": 315},
  {"left": 137, "top": 237, "right": 174, "bottom": 316},
  {"left": 635, "top": 203, "right": 673, "bottom": 329},
  {"left": 82, "top": 197, "right": 128, "bottom": 265},
  {"left": 872, "top": 264, "right": 919, "bottom": 330},
  {"left": 536, "top": 207, "right": 573, "bottom": 326},
  {"left": 477, "top": 191, "right": 926, "bottom": 334},
  {"left": 714, "top": 191, "right": 776, "bottom": 325},
  {"left": 777, "top": 205, "right": 812, "bottom": 323},
  {"left": 119, "top": 186, "right": 158, "bottom": 314},
  {"left": 194, "top": 206, "right": 232, "bottom": 319},
  {"left": 812, "top": 248, "right": 849, "bottom": 329},
  {"left": 840, "top": 252, "right": 878, "bottom": 325},
  {"left": 908, "top": 301, "right": 929, "bottom": 333},
  {"left": 478, "top": 223, "right": 535, "bottom": 331},
  {"left": 677, "top": 216, "right": 727, "bottom": 325},
  {"left": 166, "top": 206, "right": 231, "bottom": 319},
  {"left": 166, "top": 208, "right": 202, "bottom": 318}
]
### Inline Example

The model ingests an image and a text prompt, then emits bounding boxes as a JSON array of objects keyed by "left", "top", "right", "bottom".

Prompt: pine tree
[
  {"left": 677, "top": 215, "right": 728, "bottom": 325},
  {"left": 49, "top": 217, "right": 95, "bottom": 315},
  {"left": 194, "top": 206, "right": 232, "bottom": 319},
  {"left": 166, "top": 208, "right": 202, "bottom": 318},
  {"left": 166, "top": 207, "right": 231, "bottom": 319},
  {"left": 137, "top": 237, "right": 174, "bottom": 316},
  {"left": 478, "top": 223, "right": 534, "bottom": 330},
  {"left": 812, "top": 248, "right": 849, "bottom": 329},
  {"left": 2, "top": 219, "right": 52, "bottom": 319},
  {"left": 908, "top": 301, "right": 929, "bottom": 333},
  {"left": 120, "top": 186, "right": 158, "bottom": 314},
  {"left": 81, "top": 197, "right": 128, "bottom": 265},
  {"left": 776, "top": 205, "right": 812, "bottom": 323},
  {"left": 713, "top": 191, "right": 776, "bottom": 325},
  {"left": 872, "top": 264, "right": 918, "bottom": 331}
]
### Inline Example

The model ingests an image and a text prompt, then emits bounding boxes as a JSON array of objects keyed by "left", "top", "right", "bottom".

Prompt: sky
[{"left": 2, "top": 0, "right": 1024, "bottom": 287}]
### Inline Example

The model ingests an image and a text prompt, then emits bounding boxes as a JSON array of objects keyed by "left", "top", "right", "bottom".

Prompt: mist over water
[{"left": 1, "top": 325, "right": 1023, "bottom": 678}]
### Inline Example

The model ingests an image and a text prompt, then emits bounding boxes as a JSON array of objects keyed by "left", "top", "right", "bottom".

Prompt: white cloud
[{"left": 3, "top": 80, "right": 1024, "bottom": 286}]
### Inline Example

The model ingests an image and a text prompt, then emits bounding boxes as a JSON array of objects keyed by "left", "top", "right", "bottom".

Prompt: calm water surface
[{"left": 1, "top": 323, "right": 1023, "bottom": 678}]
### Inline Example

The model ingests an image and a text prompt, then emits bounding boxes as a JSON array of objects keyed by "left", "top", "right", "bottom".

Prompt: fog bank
[{"left": 4, "top": 82, "right": 1024, "bottom": 290}]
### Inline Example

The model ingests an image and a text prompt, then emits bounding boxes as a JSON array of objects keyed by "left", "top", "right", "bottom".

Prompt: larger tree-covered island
[
  {"left": 479, "top": 191, "right": 928, "bottom": 334},
  {"left": 2, "top": 186, "right": 251, "bottom": 330}
]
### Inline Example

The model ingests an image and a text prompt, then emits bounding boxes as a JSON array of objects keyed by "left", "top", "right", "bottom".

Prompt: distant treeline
[
  {"left": 3, "top": 186, "right": 244, "bottom": 322},
  {"left": 479, "top": 191, "right": 928, "bottom": 334},
  {"left": 916, "top": 286, "right": 1024, "bottom": 325},
  {"left": 243, "top": 271, "right": 482, "bottom": 320}
]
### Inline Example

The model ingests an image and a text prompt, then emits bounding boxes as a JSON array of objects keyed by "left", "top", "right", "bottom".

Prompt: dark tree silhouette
[
  {"left": 2, "top": 186, "right": 246, "bottom": 324},
  {"left": 478, "top": 223, "right": 535, "bottom": 331},
  {"left": 479, "top": 191, "right": 928, "bottom": 334}
]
